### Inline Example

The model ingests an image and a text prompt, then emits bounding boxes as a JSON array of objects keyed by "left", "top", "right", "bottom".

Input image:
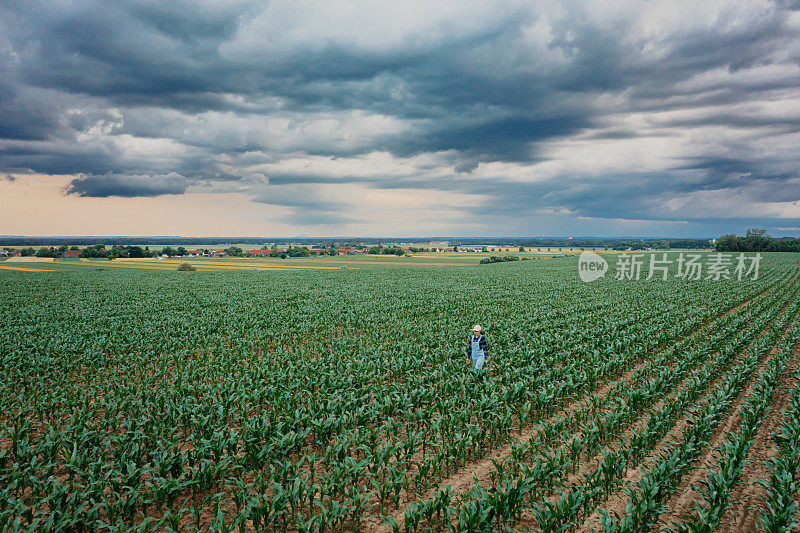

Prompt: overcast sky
[{"left": 1, "top": 1, "right": 799, "bottom": 237}]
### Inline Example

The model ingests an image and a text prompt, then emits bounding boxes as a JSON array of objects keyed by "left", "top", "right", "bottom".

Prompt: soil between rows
[{"left": 714, "top": 340, "right": 800, "bottom": 533}]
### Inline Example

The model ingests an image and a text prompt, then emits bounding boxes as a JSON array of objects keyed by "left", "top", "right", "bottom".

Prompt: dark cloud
[
  {"left": 454, "top": 161, "right": 479, "bottom": 174},
  {"left": 0, "top": 82, "right": 64, "bottom": 141},
  {"left": 65, "top": 173, "right": 188, "bottom": 197},
  {"left": 472, "top": 161, "right": 800, "bottom": 223},
  {"left": 0, "top": 1, "right": 799, "bottom": 233},
  {"left": 393, "top": 115, "right": 590, "bottom": 160}
]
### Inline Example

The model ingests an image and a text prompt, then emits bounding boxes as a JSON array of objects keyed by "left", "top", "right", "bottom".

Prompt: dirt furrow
[{"left": 714, "top": 340, "right": 800, "bottom": 533}]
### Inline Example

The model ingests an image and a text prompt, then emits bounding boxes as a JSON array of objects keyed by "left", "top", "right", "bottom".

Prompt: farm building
[{"left": 61, "top": 250, "right": 81, "bottom": 258}]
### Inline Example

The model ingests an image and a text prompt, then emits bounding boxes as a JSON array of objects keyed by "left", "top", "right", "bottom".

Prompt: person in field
[{"left": 466, "top": 325, "right": 488, "bottom": 370}]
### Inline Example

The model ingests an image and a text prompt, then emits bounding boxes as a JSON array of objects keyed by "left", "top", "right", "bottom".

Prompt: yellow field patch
[
  {"left": 3, "top": 257, "right": 55, "bottom": 262},
  {"left": 0, "top": 265, "right": 55, "bottom": 272}
]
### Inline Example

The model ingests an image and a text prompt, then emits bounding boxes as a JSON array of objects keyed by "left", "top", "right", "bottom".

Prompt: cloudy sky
[{"left": 1, "top": 0, "right": 799, "bottom": 237}]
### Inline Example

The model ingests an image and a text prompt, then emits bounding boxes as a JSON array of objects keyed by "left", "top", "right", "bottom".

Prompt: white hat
[{"left": 473, "top": 324, "right": 482, "bottom": 332}]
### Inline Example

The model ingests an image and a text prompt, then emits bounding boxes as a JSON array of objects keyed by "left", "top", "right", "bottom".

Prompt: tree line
[{"left": 715, "top": 229, "right": 800, "bottom": 252}]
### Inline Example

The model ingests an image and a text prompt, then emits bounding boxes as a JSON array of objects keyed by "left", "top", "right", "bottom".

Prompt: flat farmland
[{"left": 1, "top": 253, "right": 799, "bottom": 531}]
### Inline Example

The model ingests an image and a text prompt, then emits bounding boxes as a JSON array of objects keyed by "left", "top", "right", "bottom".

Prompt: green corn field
[{"left": 1, "top": 253, "right": 799, "bottom": 532}]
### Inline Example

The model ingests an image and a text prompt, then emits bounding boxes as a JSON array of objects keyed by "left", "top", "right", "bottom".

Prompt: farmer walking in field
[{"left": 467, "top": 325, "right": 488, "bottom": 371}]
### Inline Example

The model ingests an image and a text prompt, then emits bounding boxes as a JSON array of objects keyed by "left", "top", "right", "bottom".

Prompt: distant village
[
  {"left": 0, "top": 241, "right": 514, "bottom": 260},
  {"left": 0, "top": 237, "right": 729, "bottom": 260}
]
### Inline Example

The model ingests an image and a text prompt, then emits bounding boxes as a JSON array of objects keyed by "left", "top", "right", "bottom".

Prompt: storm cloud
[
  {"left": 1, "top": 0, "right": 799, "bottom": 235},
  {"left": 66, "top": 173, "right": 189, "bottom": 197}
]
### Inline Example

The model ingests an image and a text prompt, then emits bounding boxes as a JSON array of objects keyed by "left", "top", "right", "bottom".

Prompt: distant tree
[
  {"left": 286, "top": 246, "right": 310, "bottom": 257},
  {"left": 745, "top": 228, "right": 770, "bottom": 252},
  {"left": 224, "top": 246, "right": 244, "bottom": 257},
  {"left": 715, "top": 234, "right": 740, "bottom": 252},
  {"left": 177, "top": 262, "right": 196, "bottom": 271},
  {"left": 380, "top": 246, "right": 403, "bottom": 256},
  {"left": 20, "top": 247, "right": 35, "bottom": 257},
  {"left": 36, "top": 247, "right": 60, "bottom": 258},
  {"left": 128, "top": 246, "right": 146, "bottom": 258},
  {"left": 453, "top": 245, "right": 459, "bottom": 252},
  {"left": 714, "top": 229, "right": 799, "bottom": 252},
  {"left": 519, "top": 246, "right": 525, "bottom": 252},
  {"left": 767, "top": 239, "right": 800, "bottom": 252},
  {"left": 79, "top": 244, "right": 109, "bottom": 258},
  {"left": 176, "top": 246, "right": 188, "bottom": 256}
]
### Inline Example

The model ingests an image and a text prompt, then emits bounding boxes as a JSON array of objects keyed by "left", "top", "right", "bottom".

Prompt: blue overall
[{"left": 471, "top": 335, "right": 485, "bottom": 370}]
